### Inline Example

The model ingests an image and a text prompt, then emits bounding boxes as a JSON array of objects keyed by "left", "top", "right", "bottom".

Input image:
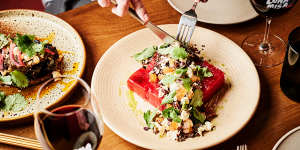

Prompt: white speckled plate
[
  {"left": 0, "top": 9, "right": 85, "bottom": 122},
  {"left": 91, "top": 24, "right": 260, "bottom": 149},
  {"left": 167, "top": 0, "right": 258, "bottom": 24}
]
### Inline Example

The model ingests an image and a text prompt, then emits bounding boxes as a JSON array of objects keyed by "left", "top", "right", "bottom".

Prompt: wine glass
[
  {"left": 242, "top": 0, "right": 297, "bottom": 67},
  {"left": 33, "top": 76, "right": 104, "bottom": 150}
]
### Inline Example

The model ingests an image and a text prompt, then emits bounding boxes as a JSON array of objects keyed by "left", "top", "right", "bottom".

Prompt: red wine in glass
[
  {"left": 242, "top": 0, "right": 297, "bottom": 67},
  {"left": 39, "top": 105, "right": 102, "bottom": 150},
  {"left": 250, "top": 0, "right": 297, "bottom": 17}
]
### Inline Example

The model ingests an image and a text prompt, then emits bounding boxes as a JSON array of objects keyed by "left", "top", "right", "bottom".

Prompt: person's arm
[{"left": 98, "top": 0, "right": 149, "bottom": 22}]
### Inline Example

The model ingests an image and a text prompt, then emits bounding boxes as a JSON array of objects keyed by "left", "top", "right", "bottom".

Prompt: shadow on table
[{"left": 208, "top": 68, "right": 273, "bottom": 150}]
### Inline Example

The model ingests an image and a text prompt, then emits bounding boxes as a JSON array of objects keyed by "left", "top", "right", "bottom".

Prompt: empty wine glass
[
  {"left": 242, "top": 0, "right": 297, "bottom": 67},
  {"left": 34, "top": 76, "right": 104, "bottom": 150}
]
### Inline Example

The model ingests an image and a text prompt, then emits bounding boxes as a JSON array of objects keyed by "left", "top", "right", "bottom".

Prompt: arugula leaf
[
  {"left": 190, "top": 89, "right": 203, "bottom": 108},
  {"left": 161, "top": 91, "right": 176, "bottom": 105},
  {"left": 0, "top": 34, "right": 9, "bottom": 49},
  {"left": 133, "top": 46, "right": 156, "bottom": 61},
  {"left": 0, "top": 91, "right": 5, "bottom": 102},
  {"left": 0, "top": 75, "right": 12, "bottom": 85},
  {"left": 196, "top": 66, "right": 213, "bottom": 78},
  {"left": 160, "top": 75, "right": 177, "bottom": 86},
  {"left": 181, "top": 78, "right": 192, "bottom": 91},
  {"left": 192, "top": 108, "right": 206, "bottom": 123},
  {"left": 162, "top": 107, "right": 182, "bottom": 123},
  {"left": 144, "top": 110, "right": 157, "bottom": 128},
  {"left": 10, "top": 70, "right": 29, "bottom": 88},
  {"left": 170, "top": 47, "right": 188, "bottom": 59},
  {"left": 175, "top": 68, "right": 187, "bottom": 76}
]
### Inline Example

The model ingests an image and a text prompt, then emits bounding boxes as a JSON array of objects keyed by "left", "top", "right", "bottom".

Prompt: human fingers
[
  {"left": 112, "top": 0, "right": 130, "bottom": 16},
  {"left": 97, "top": 0, "right": 111, "bottom": 7},
  {"left": 131, "top": 0, "right": 149, "bottom": 23}
]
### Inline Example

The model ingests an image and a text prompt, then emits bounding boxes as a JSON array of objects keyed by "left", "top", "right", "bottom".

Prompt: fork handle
[{"left": 110, "top": 0, "right": 145, "bottom": 25}]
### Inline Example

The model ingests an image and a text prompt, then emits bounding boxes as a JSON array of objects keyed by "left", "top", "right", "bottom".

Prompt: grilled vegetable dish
[
  {"left": 127, "top": 42, "right": 225, "bottom": 141},
  {"left": 0, "top": 33, "right": 63, "bottom": 88}
]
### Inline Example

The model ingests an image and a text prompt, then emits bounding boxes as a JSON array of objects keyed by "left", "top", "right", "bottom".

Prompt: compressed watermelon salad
[{"left": 127, "top": 41, "right": 225, "bottom": 141}]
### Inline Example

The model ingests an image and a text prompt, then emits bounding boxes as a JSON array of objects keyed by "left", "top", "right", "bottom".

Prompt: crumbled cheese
[
  {"left": 158, "top": 88, "right": 165, "bottom": 98},
  {"left": 32, "top": 56, "right": 40, "bottom": 64},
  {"left": 169, "top": 82, "right": 179, "bottom": 92},
  {"left": 180, "top": 96, "right": 189, "bottom": 105},
  {"left": 187, "top": 67, "right": 193, "bottom": 78},
  {"left": 167, "top": 130, "right": 179, "bottom": 141},
  {"left": 197, "top": 121, "right": 214, "bottom": 136},
  {"left": 180, "top": 110, "right": 190, "bottom": 121},
  {"left": 161, "top": 118, "right": 169, "bottom": 128},
  {"left": 183, "top": 119, "right": 193, "bottom": 133},
  {"left": 189, "top": 62, "right": 196, "bottom": 70}
]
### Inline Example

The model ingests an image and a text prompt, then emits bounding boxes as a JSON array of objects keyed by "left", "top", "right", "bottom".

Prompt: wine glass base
[{"left": 242, "top": 33, "right": 286, "bottom": 68}]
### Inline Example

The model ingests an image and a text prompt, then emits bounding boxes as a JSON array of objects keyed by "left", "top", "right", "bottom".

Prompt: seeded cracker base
[{"left": 0, "top": 10, "right": 85, "bottom": 122}]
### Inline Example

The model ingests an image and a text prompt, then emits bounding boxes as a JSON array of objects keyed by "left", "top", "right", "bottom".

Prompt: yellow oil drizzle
[
  {"left": 39, "top": 32, "right": 56, "bottom": 43},
  {"left": 63, "top": 62, "right": 79, "bottom": 75},
  {"left": 127, "top": 90, "right": 137, "bottom": 111},
  {"left": 57, "top": 50, "right": 75, "bottom": 56}
]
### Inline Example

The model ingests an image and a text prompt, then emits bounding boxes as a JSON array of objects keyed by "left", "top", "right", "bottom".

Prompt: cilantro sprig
[{"left": 13, "top": 34, "right": 46, "bottom": 57}]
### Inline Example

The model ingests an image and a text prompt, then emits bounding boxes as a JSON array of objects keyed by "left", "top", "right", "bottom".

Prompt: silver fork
[
  {"left": 236, "top": 144, "right": 248, "bottom": 150},
  {"left": 176, "top": 0, "right": 200, "bottom": 44}
]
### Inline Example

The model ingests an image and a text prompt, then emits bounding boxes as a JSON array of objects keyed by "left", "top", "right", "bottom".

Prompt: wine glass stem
[{"left": 260, "top": 17, "right": 272, "bottom": 51}]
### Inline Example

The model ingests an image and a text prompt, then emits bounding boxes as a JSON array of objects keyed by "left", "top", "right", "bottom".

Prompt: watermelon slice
[{"left": 127, "top": 60, "right": 224, "bottom": 111}]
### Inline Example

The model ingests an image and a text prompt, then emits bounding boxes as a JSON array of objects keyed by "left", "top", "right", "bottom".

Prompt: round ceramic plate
[
  {"left": 0, "top": 10, "right": 85, "bottom": 122},
  {"left": 167, "top": 0, "right": 258, "bottom": 24},
  {"left": 91, "top": 24, "right": 260, "bottom": 149},
  {"left": 273, "top": 126, "right": 300, "bottom": 150}
]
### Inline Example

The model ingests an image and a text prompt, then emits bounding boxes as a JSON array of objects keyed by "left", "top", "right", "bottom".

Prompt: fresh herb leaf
[
  {"left": 14, "top": 34, "right": 46, "bottom": 57},
  {"left": 133, "top": 46, "right": 156, "bottom": 61},
  {"left": 192, "top": 108, "right": 206, "bottom": 123},
  {"left": 161, "top": 91, "right": 176, "bottom": 105},
  {"left": 0, "top": 34, "right": 9, "bottom": 49},
  {"left": 162, "top": 107, "right": 181, "bottom": 123},
  {"left": 181, "top": 78, "right": 192, "bottom": 91},
  {"left": 144, "top": 110, "right": 156, "bottom": 128},
  {"left": 160, "top": 75, "right": 177, "bottom": 86},
  {"left": 10, "top": 70, "right": 29, "bottom": 88},
  {"left": 0, "top": 75, "right": 12, "bottom": 85},
  {"left": 175, "top": 68, "right": 187, "bottom": 76},
  {"left": 170, "top": 47, "right": 188, "bottom": 59},
  {"left": 195, "top": 66, "right": 213, "bottom": 78},
  {"left": 0, "top": 91, "right": 5, "bottom": 102},
  {"left": 190, "top": 89, "right": 203, "bottom": 108},
  {"left": 2, "top": 93, "right": 27, "bottom": 112}
]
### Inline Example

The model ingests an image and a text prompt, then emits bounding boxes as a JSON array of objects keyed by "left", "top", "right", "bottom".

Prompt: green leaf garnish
[
  {"left": 0, "top": 91, "right": 5, "bottom": 102},
  {"left": 192, "top": 108, "right": 206, "bottom": 123},
  {"left": 160, "top": 75, "right": 177, "bottom": 86},
  {"left": 157, "top": 47, "right": 172, "bottom": 55},
  {"left": 10, "top": 70, "right": 29, "bottom": 88},
  {"left": 161, "top": 91, "right": 176, "bottom": 105},
  {"left": 162, "top": 107, "right": 182, "bottom": 123},
  {"left": 196, "top": 66, "right": 213, "bottom": 78},
  {"left": 190, "top": 89, "right": 203, "bottom": 108},
  {"left": 133, "top": 46, "right": 156, "bottom": 61},
  {"left": 13, "top": 34, "right": 46, "bottom": 57},
  {"left": 144, "top": 110, "right": 157, "bottom": 128},
  {"left": 0, "top": 76, "right": 12, "bottom": 85},
  {"left": 175, "top": 68, "right": 187, "bottom": 76},
  {"left": 181, "top": 78, "right": 192, "bottom": 91},
  {"left": 2, "top": 93, "right": 27, "bottom": 112},
  {"left": 0, "top": 34, "right": 9, "bottom": 49},
  {"left": 170, "top": 47, "right": 188, "bottom": 59}
]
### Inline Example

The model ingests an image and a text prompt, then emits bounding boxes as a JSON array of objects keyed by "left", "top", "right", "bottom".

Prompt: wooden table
[{"left": 1, "top": 1, "right": 300, "bottom": 149}]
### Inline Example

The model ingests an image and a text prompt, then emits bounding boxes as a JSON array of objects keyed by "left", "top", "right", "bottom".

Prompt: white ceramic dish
[
  {"left": 91, "top": 24, "right": 260, "bottom": 149},
  {"left": 273, "top": 126, "right": 300, "bottom": 150},
  {"left": 167, "top": 0, "right": 258, "bottom": 24},
  {"left": 0, "top": 9, "right": 86, "bottom": 122}
]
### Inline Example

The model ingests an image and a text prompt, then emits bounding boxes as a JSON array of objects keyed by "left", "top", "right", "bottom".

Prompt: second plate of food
[{"left": 91, "top": 24, "right": 260, "bottom": 149}]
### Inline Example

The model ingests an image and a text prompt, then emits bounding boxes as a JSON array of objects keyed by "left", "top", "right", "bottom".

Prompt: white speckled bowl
[
  {"left": 0, "top": 9, "right": 86, "bottom": 123},
  {"left": 91, "top": 24, "right": 260, "bottom": 149}
]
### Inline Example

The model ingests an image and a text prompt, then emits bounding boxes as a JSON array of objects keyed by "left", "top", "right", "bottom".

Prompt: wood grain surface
[{"left": 1, "top": 0, "right": 300, "bottom": 149}]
